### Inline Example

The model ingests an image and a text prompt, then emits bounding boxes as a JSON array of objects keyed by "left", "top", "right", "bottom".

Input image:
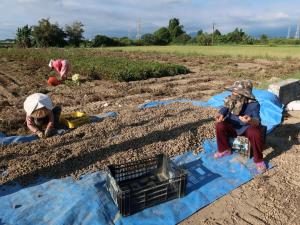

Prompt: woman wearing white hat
[
  {"left": 48, "top": 59, "right": 70, "bottom": 81},
  {"left": 24, "top": 93, "right": 61, "bottom": 138}
]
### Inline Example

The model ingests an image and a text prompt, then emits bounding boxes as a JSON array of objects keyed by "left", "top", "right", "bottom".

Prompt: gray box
[{"left": 268, "top": 79, "right": 300, "bottom": 105}]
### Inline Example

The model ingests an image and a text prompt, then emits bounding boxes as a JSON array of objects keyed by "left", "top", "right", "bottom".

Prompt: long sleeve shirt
[
  {"left": 52, "top": 59, "right": 69, "bottom": 79},
  {"left": 219, "top": 101, "right": 261, "bottom": 135},
  {"left": 52, "top": 59, "right": 63, "bottom": 73},
  {"left": 26, "top": 111, "right": 54, "bottom": 133}
]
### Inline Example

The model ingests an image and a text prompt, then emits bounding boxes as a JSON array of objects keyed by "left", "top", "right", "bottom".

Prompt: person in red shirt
[{"left": 48, "top": 59, "right": 70, "bottom": 80}]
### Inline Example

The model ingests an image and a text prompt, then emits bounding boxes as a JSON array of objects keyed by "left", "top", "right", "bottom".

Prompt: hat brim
[
  {"left": 225, "top": 86, "right": 234, "bottom": 91},
  {"left": 31, "top": 107, "right": 49, "bottom": 118},
  {"left": 225, "top": 86, "right": 256, "bottom": 99}
]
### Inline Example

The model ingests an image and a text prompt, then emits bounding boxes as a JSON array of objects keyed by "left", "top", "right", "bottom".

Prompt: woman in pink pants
[{"left": 48, "top": 59, "right": 70, "bottom": 80}]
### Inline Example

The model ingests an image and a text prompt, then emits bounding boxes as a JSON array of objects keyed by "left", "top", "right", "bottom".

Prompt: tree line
[
  {"left": 15, "top": 18, "right": 300, "bottom": 48},
  {"left": 16, "top": 19, "right": 84, "bottom": 48}
]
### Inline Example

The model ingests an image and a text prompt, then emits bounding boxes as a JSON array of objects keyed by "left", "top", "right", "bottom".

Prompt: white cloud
[
  {"left": 17, "top": 0, "right": 38, "bottom": 2},
  {"left": 0, "top": 0, "right": 299, "bottom": 39}
]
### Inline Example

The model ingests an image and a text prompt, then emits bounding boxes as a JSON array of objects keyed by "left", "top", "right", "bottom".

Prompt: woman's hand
[
  {"left": 44, "top": 127, "right": 54, "bottom": 138},
  {"left": 239, "top": 115, "right": 252, "bottom": 124},
  {"left": 239, "top": 115, "right": 260, "bottom": 126},
  {"left": 215, "top": 114, "right": 225, "bottom": 122},
  {"left": 35, "top": 130, "right": 44, "bottom": 139}
]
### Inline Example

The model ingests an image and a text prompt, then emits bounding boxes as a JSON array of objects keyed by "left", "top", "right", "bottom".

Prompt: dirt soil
[
  {"left": 180, "top": 111, "right": 300, "bottom": 225},
  {"left": 0, "top": 103, "right": 217, "bottom": 184},
  {"left": 1, "top": 51, "right": 300, "bottom": 224}
]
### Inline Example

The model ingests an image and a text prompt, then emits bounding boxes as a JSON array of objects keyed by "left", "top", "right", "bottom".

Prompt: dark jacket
[{"left": 219, "top": 101, "right": 261, "bottom": 135}]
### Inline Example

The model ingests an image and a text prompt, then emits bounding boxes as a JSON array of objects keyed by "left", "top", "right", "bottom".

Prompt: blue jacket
[{"left": 219, "top": 101, "right": 261, "bottom": 135}]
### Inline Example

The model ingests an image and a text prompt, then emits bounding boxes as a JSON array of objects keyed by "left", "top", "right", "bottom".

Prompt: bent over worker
[
  {"left": 48, "top": 59, "right": 70, "bottom": 80},
  {"left": 214, "top": 80, "right": 267, "bottom": 173},
  {"left": 24, "top": 93, "right": 61, "bottom": 138}
]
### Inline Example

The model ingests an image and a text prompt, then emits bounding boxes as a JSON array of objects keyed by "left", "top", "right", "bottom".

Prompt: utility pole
[
  {"left": 287, "top": 25, "right": 291, "bottom": 39},
  {"left": 128, "top": 27, "right": 131, "bottom": 39},
  {"left": 212, "top": 22, "right": 216, "bottom": 46},
  {"left": 136, "top": 18, "right": 141, "bottom": 40},
  {"left": 295, "top": 25, "right": 300, "bottom": 39}
]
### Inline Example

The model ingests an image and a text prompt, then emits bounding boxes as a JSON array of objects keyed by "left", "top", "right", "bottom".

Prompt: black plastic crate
[{"left": 106, "top": 154, "right": 187, "bottom": 216}]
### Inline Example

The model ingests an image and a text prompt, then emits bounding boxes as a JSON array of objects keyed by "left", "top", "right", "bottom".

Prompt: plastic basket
[
  {"left": 106, "top": 154, "right": 187, "bottom": 216},
  {"left": 230, "top": 136, "right": 251, "bottom": 157},
  {"left": 230, "top": 125, "right": 267, "bottom": 158},
  {"left": 59, "top": 112, "right": 90, "bottom": 129}
]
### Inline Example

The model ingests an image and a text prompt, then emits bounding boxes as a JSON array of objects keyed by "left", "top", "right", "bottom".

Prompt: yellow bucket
[{"left": 59, "top": 112, "right": 90, "bottom": 129}]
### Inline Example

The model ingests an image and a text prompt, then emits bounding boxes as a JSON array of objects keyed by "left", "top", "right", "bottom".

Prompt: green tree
[
  {"left": 225, "top": 28, "right": 247, "bottom": 44},
  {"left": 92, "top": 35, "right": 119, "bottom": 47},
  {"left": 65, "top": 21, "right": 84, "bottom": 47},
  {"left": 213, "top": 29, "right": 221, "bottom": 36},
  {"left": 196, "top": 33, "right": 212, "bottom": 45},
  {"left": 118, "top": 37, "right": 133, "bottom": 46},
  {"left": 260, "top": 34, "right": 269, "bottom": 44},
  {"left": 141, "top": 33, "right": 158, "bottom": 45},
  {"left": 15, "top": 25, "right": 32, "bottom": 48},
  {"left": 197, "top": 30, "right": 203, "bottom": 36},
  {"left": 32, "top": 18, "right": 66, "bottom": 47},
  {"left": 168, "top": 18, "right": 184, "bottom": 40},
  {"left": 154, "top": 27, "right": 171, "bottom": 45},
  {"left": 173, "top": 33, "right": 191, "bottom": 44}
]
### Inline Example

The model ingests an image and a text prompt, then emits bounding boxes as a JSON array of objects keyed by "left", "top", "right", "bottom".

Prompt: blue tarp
[
  {"left": 0, "top": 140, "right": 270, "bottom": 225},
  {"left": 0, "top": 90, "right": 282, "bottom": 225},
  {"left": 139, "top": 89, "right": 283, "bottom": 133},
  {"left": 0, "top": 112, "right": 117, "bottom": 146}
]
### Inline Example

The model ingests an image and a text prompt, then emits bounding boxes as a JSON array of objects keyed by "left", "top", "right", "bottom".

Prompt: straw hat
[{"left": 226, "top": 80, "right": 255, "bottom": 99}]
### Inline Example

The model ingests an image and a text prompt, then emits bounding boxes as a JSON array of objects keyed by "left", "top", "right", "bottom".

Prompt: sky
[{"left": 1, "top": 0, "right": 300, "bottom": 39}]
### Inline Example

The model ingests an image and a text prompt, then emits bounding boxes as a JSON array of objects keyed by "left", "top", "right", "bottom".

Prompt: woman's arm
[
  {"left": 46, "top": 110, "right": 54, "bottom": 130},
  {"left": 239, "top": 103, "right": 261, "bottom": 127},
  {"left": 26, "top": 116, "right": 39, "bottom": 133}
]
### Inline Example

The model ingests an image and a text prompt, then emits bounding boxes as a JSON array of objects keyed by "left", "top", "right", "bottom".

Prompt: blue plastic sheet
[
  {"left": 0, "top": 173, "right": 117, "bottom": 225},
  {"left": 139, "top": 89, "right": 283, "bottom": 133},
  {"left": 0, "top": 112, "right": 117, "bottom": 146},
  {"left": 0, "top": 90, "right": 281, "bottom": 225},
  {"left": 0, "top": 133, "right": 38, "bottom": 146},
  {"left": 0, "top": 140, "right": 271, "bottom": 225}
]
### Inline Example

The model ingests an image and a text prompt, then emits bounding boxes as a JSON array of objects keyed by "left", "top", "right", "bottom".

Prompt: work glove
[
  {"left": 35, "top": 130, "right": 44, "bottom": 139},
  {"left": 44, "top": 127, "right": 54, "bottom": 138}
]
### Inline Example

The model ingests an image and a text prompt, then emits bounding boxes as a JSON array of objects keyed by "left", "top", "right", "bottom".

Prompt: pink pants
[{"left": 215, "top": 121, "right": 264, "bottom": 163}]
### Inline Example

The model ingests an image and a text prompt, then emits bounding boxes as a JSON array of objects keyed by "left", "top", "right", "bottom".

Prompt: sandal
[
  {"left": 256, "top": 161, "right": 267, "bottom": 173},
  {"left": 214, "top": 150, "right": 231, "bottom": 158}
]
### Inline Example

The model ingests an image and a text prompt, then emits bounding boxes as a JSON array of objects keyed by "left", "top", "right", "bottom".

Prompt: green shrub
[{"left": 0, "top": 48, "right": 189, "bottom": 82}]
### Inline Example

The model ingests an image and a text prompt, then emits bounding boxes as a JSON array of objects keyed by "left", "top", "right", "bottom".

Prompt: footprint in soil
[
  {"left": 0, "top": 100, "right": 11, "bottom": 107},
  {"left": 75, "top": 132, "right": 86, "bottom": 139}
]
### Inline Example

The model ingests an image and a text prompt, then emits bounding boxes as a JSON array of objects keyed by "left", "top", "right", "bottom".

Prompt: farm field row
[{"left": 108, "top": 45, "right": 300, "bottom": 59}]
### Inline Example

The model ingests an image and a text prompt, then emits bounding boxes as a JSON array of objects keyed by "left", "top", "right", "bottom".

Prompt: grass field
[
  {"left": 108, "top": 45, "right": 300, "bottom": 59},
  {"left": 0, "top": 48, "right": 189, "bottom": 81}
]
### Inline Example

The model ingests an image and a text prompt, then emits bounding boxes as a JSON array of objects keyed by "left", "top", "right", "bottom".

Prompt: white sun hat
[
  {"left": 24, "top": 93, "right": 53, "bottom": 116},
  {"left": 48, "top": 59, "right": 54, "bottom": 68}
]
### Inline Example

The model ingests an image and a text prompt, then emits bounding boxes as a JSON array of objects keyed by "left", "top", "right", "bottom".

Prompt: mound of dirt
[{"left": 0, "top": 103, "right": 218, "bottom": 185}]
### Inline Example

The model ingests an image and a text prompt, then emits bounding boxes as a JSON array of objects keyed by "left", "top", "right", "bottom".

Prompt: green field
[
  {"left": 108, "top": 45, "right": 300, "bottom": 59},
  {"left": 0, "top": 48, "right": 189, "bottom": 82}
]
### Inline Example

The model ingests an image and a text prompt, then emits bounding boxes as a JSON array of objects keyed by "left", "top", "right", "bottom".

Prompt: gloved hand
[
  {"left": 35, "top": 130, "right": 44, "bottom": 139},
  {"left": 44, "top": 127, "right": 53, "bottom": 138}
]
